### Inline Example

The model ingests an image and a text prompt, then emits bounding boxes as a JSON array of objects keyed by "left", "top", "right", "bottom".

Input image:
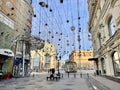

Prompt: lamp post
[
  {"left": 22, "top": 38, "right": 25, "bottom": 77},
  {"left": 57, "top": 56, "right": 61, "bottom": 76}
]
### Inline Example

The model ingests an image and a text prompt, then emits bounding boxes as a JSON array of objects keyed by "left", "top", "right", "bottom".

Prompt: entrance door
[{"left": 112, "top": 52, "right": 120, "bottom": 76}]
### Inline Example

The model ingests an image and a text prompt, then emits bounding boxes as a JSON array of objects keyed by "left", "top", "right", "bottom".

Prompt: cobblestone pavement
[{"left": 0, "top": 71, "right": 119, "bottom": 90}]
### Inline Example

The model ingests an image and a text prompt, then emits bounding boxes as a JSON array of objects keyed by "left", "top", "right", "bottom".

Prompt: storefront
[{"left": 0, "top": 49, "right": 14, "bottom": 80}]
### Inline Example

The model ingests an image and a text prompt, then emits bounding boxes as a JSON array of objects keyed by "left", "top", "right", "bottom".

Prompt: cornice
[
  {"left": 97, "top": 29, "right": 120, "bottom": 55},
  {"left": 91, "top": 1, "right": 111, "bottom": 34},
  {"left": 89, "top": 0, "right": 99, "bottom": 32}
]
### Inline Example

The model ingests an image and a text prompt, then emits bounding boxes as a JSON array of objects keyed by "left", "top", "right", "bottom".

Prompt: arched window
[
  {"left": 33, "top": 53, "right": 40, "bottom": 72},
  {"left": 112, "top": 52, "right": 120, "bottom": 76},
  {"left": 45, "top": 54, "right": 50, "bottom": 69},
  {"left": 33, "top": 53, "right": 40, "bottom": 67},
  {"left": 108, "top": 17, "right": 115, "bottom": 36}
]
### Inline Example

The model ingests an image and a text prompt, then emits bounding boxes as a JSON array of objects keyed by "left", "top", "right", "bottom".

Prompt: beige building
[
  {"left": 31, "top": 41, "right": 57, "bottom": 72},
  {"left": 69, "top": 50, "right": 94, "bottom": 70},
  {"left": 88, "top": 0, "right": 120, "bottom": 76}
]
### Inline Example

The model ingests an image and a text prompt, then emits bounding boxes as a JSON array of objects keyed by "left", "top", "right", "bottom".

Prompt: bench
[{"left": 46, "top": 74, "right": 60, "bottom": 81}]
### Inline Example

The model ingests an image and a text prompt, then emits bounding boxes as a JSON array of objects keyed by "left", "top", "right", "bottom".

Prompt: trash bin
[{"left": 96, "top": 70, "right": 99, "bottom": 75}]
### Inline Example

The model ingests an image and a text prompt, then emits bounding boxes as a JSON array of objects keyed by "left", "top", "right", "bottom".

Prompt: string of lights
[{"left": 0, "top": 0, "right": 92, "bottom": 60}]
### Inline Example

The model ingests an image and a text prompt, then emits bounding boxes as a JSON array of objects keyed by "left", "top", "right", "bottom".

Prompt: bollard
[
  {"left": 80, "top": 73, "right": 82, "bottom": 78},
  {"left": 62, "top": 73, "right": 63, "bottom": 78},
  {"left": 74, "top": 73, "right": 76, "bottom": 78},
  {"left": 33, "top": 74, "right": 35, "bottom": 78},
  {"left": 68, "top": 72, "right": 69, "bottom": 78},
  {"left": 87, "top": 73, "right": 89, "bottom": 78},
  {"left": 94, "top": 72, "right": 96, "bottom": 76}
]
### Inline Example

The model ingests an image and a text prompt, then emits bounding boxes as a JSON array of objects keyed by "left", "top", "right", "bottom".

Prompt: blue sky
[{"left": 32, "top": 0, "right": 92, "bottom": 60}]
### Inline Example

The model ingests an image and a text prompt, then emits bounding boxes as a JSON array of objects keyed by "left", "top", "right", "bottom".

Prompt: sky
[{"left": 32, "top": 0, "right": 92, "bottom": 60}]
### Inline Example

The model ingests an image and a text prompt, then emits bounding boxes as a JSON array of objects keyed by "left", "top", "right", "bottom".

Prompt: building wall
[
  {"left": 69, "top": 50, "right": 94, "bottom": 69},
  {"left": 31, "top": 42, "right": 57, "bottom": 72},
  {"left": 88, "top": 0, "right": 120, "bottom": 76},
  {"left": 0, "top": 0, "right": 33, "bottom": 77}
]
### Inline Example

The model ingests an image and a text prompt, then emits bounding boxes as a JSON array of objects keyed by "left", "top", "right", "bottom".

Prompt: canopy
[{"left": 0, "top": 49, "right": 14, "bottom": 57}]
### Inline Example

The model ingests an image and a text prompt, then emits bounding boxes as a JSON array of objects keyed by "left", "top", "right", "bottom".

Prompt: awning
[
  {"left": 88, "top": 58, "right": 98, "bottom": 61},
  {"left": 14, "top": 59, "right": 23, "bottom": 65},
  {"left": 0, "top": 49, "right": 14, "bottom": 57}
]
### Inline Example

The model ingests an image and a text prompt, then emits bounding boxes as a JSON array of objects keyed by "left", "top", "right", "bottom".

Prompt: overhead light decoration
[
  {"left": 78, "top": 35, "right": 80, "bottom": 41},
  {"left": 34, "top": 14, "right": 36, "bottom": 17},
  {"left": 11, "top": 7, "right": 14, "bottom": 10},
  {"left": 67, "top": 20, "right": 69, "bottom": 23},
  {"left": 46, "top": 4, "right": 48, "bottom": 8},
  {"left": 6, "top": 2, "right": 13, "bottom": 9},
  {"left": 48, "top": 31, "right": 51, "bottom": 34},
  {"left": 45, "top": 23, "right": 48, "bottom": 26},
  {"left": 59, "top": 39, "right": 61, "bottom": 41},
  {"left": 52, "top": 36, "right": 54, "bottom": 38},
  {"left": 49, "top": 8, "right": 52, "bottom": 12},
  {"left": 79, "top": 27, "right": 81, "bottom": 32},
  {"left": 39, "top": 2, "right": 46, "bottom": 7},
  {"left": 71, "top": 26, "right": 75, "bottom": 31},
  {"left": 60, "top": 0, "right": 63, "bottom": 3}
]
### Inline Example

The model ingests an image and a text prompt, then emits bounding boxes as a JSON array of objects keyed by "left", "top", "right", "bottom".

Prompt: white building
[{"left": 88, "top": 0, "right": 120, "bottom": 76}]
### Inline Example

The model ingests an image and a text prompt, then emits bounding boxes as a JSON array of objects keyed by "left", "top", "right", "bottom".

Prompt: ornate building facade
[
  {"left": 88, "top": 0, "right": 120, "bottom": 76},
  {"left": 0, "top": 0, "right": 33, "bottom": 78},
  {"left": 69, "top": 50, "right": 94, "bottom": 70},
  {"left": 31, "top": 42, "right": 57, "bottom": 72}
]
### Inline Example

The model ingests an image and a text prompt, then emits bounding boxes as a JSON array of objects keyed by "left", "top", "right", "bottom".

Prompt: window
[
  {"left": 101, "top": 58, "right": 106, "bottom": 74},
  {"left": 108, "top": 17, "right": 115, "bottom": 36},
  {"left": 33, "top": 53, "right": 40, "bottom": 67},
  {"left": 45, "top": 54, "right": 50, "bottom": 63}
]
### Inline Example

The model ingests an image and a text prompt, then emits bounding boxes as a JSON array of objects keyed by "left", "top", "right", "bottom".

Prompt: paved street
[
  {"left": 0, "top": 73, "right": 89, "bottom": 90},
  {"left": 0, "top": 70, "right": 120, "bottom": 90}
]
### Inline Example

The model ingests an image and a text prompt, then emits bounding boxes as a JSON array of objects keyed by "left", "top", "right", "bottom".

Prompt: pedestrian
[
  {"left": 33, "top": 73, "right": 35, "bottom": 78},
  {"left": 87, "top": 73, "right": 89, "bottom": 78},
  {"left": 51, "top": 68, "right": 55, "bottom": 74},
  {"left": 48, "top": 69, "right": 50, "bottom": 74}
]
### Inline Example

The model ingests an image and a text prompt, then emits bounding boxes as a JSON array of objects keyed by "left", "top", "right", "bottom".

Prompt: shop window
[{"left": 112, "top": 52, "right": 120, "bottom": 76}]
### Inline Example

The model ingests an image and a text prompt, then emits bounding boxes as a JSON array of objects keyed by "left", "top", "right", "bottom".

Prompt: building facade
[
  {"left": 88, "top": 0, "right": 120, "bottom": 76},
  {"left": 31, "top": 42, "right": 57, "bottom": 72},
  {"left": 69, "top": 50, "right": 94, "bottom": 70},
  {"left": 0, "top": 0, "right": 33, "bottom": 78}
]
